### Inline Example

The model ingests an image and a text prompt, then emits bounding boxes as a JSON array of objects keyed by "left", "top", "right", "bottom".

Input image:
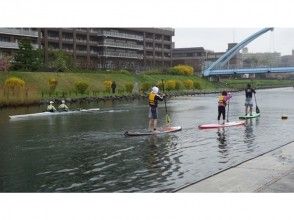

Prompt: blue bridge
[{"left": 203, "top": 28, "right": 294, "bottom": 77}]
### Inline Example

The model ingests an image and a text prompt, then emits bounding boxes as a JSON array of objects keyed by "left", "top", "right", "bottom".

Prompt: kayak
[
  {"left": 198, "top": 121, "right": 245, "bottom": 129},
  {"left": 239, "top": 112, "right": 260, "bottom": 119},
  {"left": 124, "top": 126, "right": 182, "bottom": 136},
  {"left": 9, "top": 108, "right": 100, "bottom": 119}
]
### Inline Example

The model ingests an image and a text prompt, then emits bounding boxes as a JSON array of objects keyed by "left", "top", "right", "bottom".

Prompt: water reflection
[{"left": 217, "top": 128, "right": 229, "bottom": 162}]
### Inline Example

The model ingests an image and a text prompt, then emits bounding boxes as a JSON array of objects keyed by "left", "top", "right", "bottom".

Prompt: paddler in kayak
[
  {"left": 58, "top": 100, "right": 69, "bottom": 112},
  {"left": 148, "top": 86, "right": 164, "bottom": 132},
  {"left": 217, "top": 91, "right": 232, "bottom": 124},
  {"left": 47, "top": 101, "right": 57, "bottom": 112},
  {"left": 244, "top": 84, "right": 256, "bottom": 116}
]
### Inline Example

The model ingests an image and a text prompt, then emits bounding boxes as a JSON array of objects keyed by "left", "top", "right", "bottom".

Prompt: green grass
[
  {"left": 1, "top": 70, "right": 293, "bottom": 106},
  {"left": 223, "top": 79, "right": 294, "bottom": 89}
]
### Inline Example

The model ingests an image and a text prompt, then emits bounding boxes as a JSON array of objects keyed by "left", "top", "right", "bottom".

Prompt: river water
[{"left": 0, "top": 87, "right": 293, "bottom": 192}]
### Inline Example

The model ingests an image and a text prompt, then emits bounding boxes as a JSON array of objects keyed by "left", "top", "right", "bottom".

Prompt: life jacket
[
  {"left": 47, "top": 105, "right": 55, "bottom": 112},
  {"left": 149, "top": 92, "right": 156, "bottom": 106},
  {"left": 218, "top": 95, "right": 226, "bottom": 106}
]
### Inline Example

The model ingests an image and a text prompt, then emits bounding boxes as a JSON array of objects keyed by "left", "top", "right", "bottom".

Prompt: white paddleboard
[{"left": 124, "top": 126, "right": 182, "bottom": 136}]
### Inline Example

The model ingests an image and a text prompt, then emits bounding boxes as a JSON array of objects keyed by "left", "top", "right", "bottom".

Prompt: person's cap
[
  {"left": 152, "top": 86, "right": 159, "bottom": 94},
  {"left": 61, "top": 100, "right": 65, "bottom": 103},
  {"left": 49, "top": 101, "right": 54, "bottom": 104}
]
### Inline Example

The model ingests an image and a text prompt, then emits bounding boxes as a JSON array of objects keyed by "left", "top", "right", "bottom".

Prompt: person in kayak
[
  {"left": 47, "top": 101, "right": 57, "bottom": 112},
  {"left": 58, "top": 100, "right": 69, "bottom": 112},
  {"left": 217, "top": 91, "right": 232, "bottom": 124},
  {"left": 245, "top": 84, "right": 256, "bottom": 116},
  {"left": 148, "top": 86, "right": 164, "bottom": 132}
]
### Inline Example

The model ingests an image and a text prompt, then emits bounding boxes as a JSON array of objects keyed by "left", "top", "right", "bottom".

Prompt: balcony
[
  {"left": 100, "top": 41, "right": 143, "bottom": 50},
  {"left": 0, "top": 41, "right": 38, "bottom": 49},
  {"left": 62, "top": 38, "right": 73, "bottom": 43},
  {"left": 0, "top": 28, "right": 38, "bottom": 37},
  {"left": 100, "top": 51, "right": 143, "bottom": 59},
  {"left": 76, "top": 39, "right": 87, "bottom": 44},
  {"left": 96, "top": 31, "right": 143, "bottom": 41}
]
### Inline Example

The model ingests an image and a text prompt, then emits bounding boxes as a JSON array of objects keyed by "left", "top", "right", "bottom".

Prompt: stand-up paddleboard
[
  {"left": 124, "top": 126, "right": 182, "bottom": 136},
  {"left": 239, "top": 112, "right": 260, "bottom": 119},
  {"left": 198, "top": 121, "right": 245, "bottom": 129}
]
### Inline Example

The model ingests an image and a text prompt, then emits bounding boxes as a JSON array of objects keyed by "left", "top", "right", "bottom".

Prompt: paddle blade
[
  {"left": 165, "top": 114, "right": 171, "bottom": 124},
  {"left": 256, "top": 106, "right": 260, "bottom": 113}
]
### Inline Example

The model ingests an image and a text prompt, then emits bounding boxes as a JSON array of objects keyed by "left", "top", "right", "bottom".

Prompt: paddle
[
  {"left": 226, "top": 100, "right": 230, "bottom": 122},
  {"left": 161, "top": 79, "right": 171, "bottom": 124},
  {"left": 254, "top": 93, "right": 260, "bottom": 113}
]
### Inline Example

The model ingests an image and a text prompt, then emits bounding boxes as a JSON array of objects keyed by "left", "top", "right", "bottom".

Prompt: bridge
[{"left": 203, "top": 28, "right": 294, "bottom": 77}]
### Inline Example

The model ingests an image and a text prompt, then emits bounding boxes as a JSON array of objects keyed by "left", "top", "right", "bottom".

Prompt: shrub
[
  {"left": 140, "top": 82, "right": 151, "bottom": 92},
  {"left": 103, "top": 80, "right": 112, "bottom": 93},
  {"left": 75, "top": 81, "right": 89, "bottom": 94},
  {"left": 166, "top": 80, "right": 176, "bottom": 90},
  {"left": 4, "top": 77, "right": 25, "bottom": 96},
  {"left": 183, "top": 79, "right": 193, "bottom": 90},
  {"left": 175, "top": 80, "right": 182, "bottom": 90},
  {"left": 48, "top": 78, "right": 58, "bottom": 93},
  {"left": 0, "top": 57, "right": 12, "bottom": 71},
  {"left": 157, "top": 80, "right": 165, "bottom": 91},
  {"left": 168, "top": 65, "right": 194, "bottom": 76},
  {"left": 193, "top": 81, "right": 202, "bottom": 90},
  {"left": 125, "top": 83, "right": 134, "bottom": 93}
]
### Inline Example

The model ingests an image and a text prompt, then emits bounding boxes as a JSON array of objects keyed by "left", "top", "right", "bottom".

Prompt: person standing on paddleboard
[
  {"left": 245, "top": 84, "right": 256, "bottom": 116},
  {"left": 148, "top": 86, "right": 164, "bottom": 132},
  {"left": 217, "top": 91, "right": 232, "bottom": 124}
]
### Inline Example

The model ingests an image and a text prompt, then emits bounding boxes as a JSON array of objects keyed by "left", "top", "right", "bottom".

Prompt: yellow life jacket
[
  {"left": 218, "top": 95, "right": 226, "bottom": 106},
  {"left": 149, "top": 92, "right": 156, "bottom": 106}
]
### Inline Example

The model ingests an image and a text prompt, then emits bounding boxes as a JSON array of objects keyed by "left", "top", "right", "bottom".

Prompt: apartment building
[
  {"left": 0, "top": 28, "right": 174, "bottom": 71},
  {"left": 0, "top": 28, "right": 39, "bottom": 57},
  {"left": 40, "top": 28, "right": 174, "bottom": 71}
]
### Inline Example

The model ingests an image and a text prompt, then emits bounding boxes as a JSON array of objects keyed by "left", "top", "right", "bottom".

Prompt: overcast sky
[{"left": 173, "top": 28, "right": 294, "bottom": 56}]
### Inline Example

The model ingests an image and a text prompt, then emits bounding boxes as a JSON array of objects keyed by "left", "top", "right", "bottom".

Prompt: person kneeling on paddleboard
[
  {"left": 47, "top": 101, "right": 57, "bottom": 112},
  {"left": 245, "top": 84, "right": 256, "bottom": 116},
  {"left": 148, "top": 86, "right": 164, "bottom": 132},
  {"left": 58, "top": 100, "right": 69, "bottom": 112},
  {"left": 217, "top": 91, "right": 232, "bottom": 124}
]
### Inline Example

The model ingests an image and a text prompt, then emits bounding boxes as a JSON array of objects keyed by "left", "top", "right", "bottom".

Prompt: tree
[
  {"left": 48, "top": 50, "right": 73, "bottom": 72},
  {"left": 13, "top": 39, "right": 43, "bottom": 71}
]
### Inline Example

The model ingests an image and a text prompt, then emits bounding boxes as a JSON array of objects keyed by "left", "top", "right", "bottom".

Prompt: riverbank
[
  {"left": 1, "top": 70, "right": 293, "bottom": 107},
  {"left": 176, "top": 141, "right": 294, "bottom": 192}
]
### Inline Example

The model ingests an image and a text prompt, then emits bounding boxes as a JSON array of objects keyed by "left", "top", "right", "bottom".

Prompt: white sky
[{"left": 173, "top": 28, "right": 294, "bottom": 56}]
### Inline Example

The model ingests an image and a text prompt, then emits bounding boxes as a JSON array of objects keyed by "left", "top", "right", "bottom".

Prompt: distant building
[
  {"left": 0, "top": 28, "right": 40, "bottom": 57},
  {"left": 172, "top": 47, "right": 206, "bottom": 73},
  {"left": 0, "top": 28, "right": 174, "bottom": 71},
  {"left": 281, "top": 50, "right": 294, "bottom": 66},
  {"left": 172, "top": 43, "right": 242, "bottom": 75}
]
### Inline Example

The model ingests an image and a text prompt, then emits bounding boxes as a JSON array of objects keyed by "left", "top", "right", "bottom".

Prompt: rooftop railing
[
  {"left": 0, "top": 28, "right": 38, "bottom": 37},
  {"left": 96, "top": 31, "right": 143, "bottom": 41}
]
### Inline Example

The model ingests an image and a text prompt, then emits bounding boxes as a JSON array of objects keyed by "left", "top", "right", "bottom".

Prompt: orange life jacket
[{"left": 218, "top": 95, "right": 226, "bottom": 106}]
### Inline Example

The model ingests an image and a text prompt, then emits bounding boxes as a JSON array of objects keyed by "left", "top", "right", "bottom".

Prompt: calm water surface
[{"left": 0, "top": 88, "right": 293, "bottom": 192}]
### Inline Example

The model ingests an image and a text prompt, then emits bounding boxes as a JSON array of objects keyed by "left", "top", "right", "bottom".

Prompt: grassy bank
[
  {"left": 1, "top": 71, "right": 293, "bottom": 107},
  {"left": 0, "top": 70, "right": 218, "bottom": 106},
  {"left": 223, "top": 79, "right": 294, "bottom": 89}
]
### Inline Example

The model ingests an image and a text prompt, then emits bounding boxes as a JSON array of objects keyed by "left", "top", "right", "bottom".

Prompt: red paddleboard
[{"left": 198, "top": 121, "right": 245, "bottom": 129}]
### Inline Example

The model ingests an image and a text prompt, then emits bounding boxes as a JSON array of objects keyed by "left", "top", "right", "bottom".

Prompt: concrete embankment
[{"left": 176, "top": 141, "right": 294, "bottom": 192}]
